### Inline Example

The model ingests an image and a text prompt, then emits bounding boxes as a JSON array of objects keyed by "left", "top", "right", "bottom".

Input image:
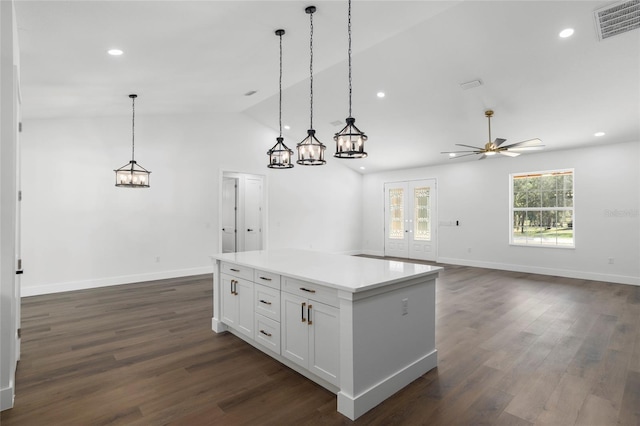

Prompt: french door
[{"left": 384, "top": 179, "right": 437, "bottom": 261}]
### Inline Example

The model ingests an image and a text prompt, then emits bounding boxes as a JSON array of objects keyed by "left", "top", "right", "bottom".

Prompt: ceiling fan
[{"left": 442, "top": 110, "right": 544, "bottom": 159}]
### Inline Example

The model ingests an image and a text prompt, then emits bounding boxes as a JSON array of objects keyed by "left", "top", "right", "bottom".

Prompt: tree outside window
[{"left": 511, "top": 170, "right": 574, "bottom": 247}]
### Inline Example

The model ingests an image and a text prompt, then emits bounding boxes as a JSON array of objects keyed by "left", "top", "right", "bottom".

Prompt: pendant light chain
[
  {"left": 131, "top": 95, "right": 136, "bottom": 162},
  {"left": 309, "top": 9, "right": 314, "bottom": 130},
  {"left": 279, "top": 31, "right": 283, "bottom": 138},
  {"left": 348, "top": 0, "right": 352, "bottom": 118}
]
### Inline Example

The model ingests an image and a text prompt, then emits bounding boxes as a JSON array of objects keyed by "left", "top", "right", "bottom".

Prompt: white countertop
[{"left": 211, "top": 249, "right": 441, "bottom": 293}]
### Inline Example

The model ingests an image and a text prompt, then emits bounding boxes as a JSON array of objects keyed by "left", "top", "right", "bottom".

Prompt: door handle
[
  {"left": 247, "top": 228, "right": 254, "bottom": 232},
  {"left": 308, "top": 305, "right": 313, "bottom": 325},
  {"left": 16, "top": 270, "right": 23, "bottom": 275},
  {"left": 301, "top": 302, "right": 307, "bottom": 322}
]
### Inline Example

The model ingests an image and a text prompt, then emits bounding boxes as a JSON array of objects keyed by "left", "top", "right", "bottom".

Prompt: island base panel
[{"left": 337, "top": 349, "right": 437, "bottom": 420}]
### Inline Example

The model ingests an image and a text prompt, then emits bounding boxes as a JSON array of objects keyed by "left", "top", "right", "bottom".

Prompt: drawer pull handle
[
  {"left": 308, "top": 304, "right": 313, "bottom": 325},
  {"left": 301, "top": 302, "right": 307, "bottom": 322},
  {"left": 259, "top": 276, "right": 272, "bottom": 281},
  {"left": 259, "top": 299, "right": 272, "bottom": 305},
  {"left": 231, "top": 279, "right": 238, "bottom": 295},
  {"left": 230, "top": 268, "right": 240, "bottom": 272},
  {"left": 300, "top": 287, "right": 316, "bottom": 293},
  {"left": 260, "top": 330, "right": 272, "bottom": 337}
]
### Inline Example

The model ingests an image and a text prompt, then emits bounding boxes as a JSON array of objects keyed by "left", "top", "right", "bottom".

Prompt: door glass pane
[
  {"left": 414, "top": 186, "right": 430, "bottom": 241},
  {"left": 389, "top": 188, "right": 404, "bottom": 239}
]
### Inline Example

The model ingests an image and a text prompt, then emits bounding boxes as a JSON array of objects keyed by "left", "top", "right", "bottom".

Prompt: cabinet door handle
[
  {"left": 230, "top": 268, "right": 240, "bottom": 272},
  {"left": 259, "top": 276, "right": 272, "bottom": 281},
  {"left": 259, "top": 299, "right": 272, "bottom": 305},
  {"left": 232, "top": 279, "right": 238, "bottom": 295},
  {"left": 259, "top": 330, "right": 272, "bottom": 337},
  {"left": 308, "top": 304, "right": 313, "bottom": 325},
  {"left": 301, "top": 302, "right": 307, "bottom": 322},
  {"left": 230, "top": 279, "right": 235, "bottom": 295},
  {"left": 300, "top": 287, "right": 316, "bottom": 294}
]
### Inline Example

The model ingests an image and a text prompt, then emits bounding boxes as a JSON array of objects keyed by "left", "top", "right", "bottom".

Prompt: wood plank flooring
[{"left": 2, "top": 263, "right": 639, "bottom": 425}]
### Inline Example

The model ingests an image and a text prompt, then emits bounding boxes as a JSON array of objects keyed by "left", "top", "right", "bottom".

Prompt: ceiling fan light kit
[{"left": 441, "top": 109, "right": 544, "bottom": 160}]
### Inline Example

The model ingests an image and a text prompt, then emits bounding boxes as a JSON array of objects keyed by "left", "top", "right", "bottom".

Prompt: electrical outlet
[{"left": 402, "top": 298, "right": 408, "bottom": 316}]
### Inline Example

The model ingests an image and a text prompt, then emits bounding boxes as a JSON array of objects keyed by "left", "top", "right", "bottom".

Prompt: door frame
[
  {"left": 218, "top": 170, "right": 267, "bottom": 254},
  {"left": 383, "top": 178, "right": 438, "bottom": 262}
]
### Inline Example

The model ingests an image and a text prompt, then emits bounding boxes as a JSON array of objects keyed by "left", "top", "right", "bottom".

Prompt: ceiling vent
[{"left": 594, "top": 0, "right": 640, "bottom": 40}]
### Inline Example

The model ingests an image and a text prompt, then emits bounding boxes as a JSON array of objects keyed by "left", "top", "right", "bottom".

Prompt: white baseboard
[
  {"left": 337, "top": 349, "right": 438, "bottom": 420},
  {"left": 437, "top": 257, "right": 640, "bottom": 287},
  {"left": 21, "top": 267, "right": 213, "bottom": 297},
  {"left": 1, "top": 385, "right": 14, "bottom": 411},
  {"left": 360, "top": 249, "right": 384, "bottom": 257}
]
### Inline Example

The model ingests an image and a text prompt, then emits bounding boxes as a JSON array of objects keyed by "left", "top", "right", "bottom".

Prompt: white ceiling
[{"left": 14, "top": 1, "right": 640, "bottom": 174}]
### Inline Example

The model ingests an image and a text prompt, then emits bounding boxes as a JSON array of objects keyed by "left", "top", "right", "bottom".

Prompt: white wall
[
  {"left": 362, "top": 141, "right": 640, "bottom": 286},
  {"left": 20, "top": 112, "right": 363, "bottom": 296}
]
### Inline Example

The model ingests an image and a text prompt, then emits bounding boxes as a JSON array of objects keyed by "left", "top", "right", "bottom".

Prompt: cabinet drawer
[
  {"left": 283, "top": 277, "right": 339, "bottom": 308},
  {"left": 254, "top": 269, "right": 281, "bottom": 290},
  {"left": 255, "top": 314, "right": 280, "bottom": 354},
  {"left": 255, "top": 283, "right": 280, "bottom": 322},
  {"left": 221, "top": 262, "right": 254, "bottom": 281}
]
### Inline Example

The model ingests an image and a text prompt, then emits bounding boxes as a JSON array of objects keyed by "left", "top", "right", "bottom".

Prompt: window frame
[{"left": 509, "top": 168, "right": 575, "bottom": 248}]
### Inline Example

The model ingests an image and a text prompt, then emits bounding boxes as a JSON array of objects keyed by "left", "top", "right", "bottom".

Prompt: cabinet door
[
  {"left": 308, "top": 301, "right": 340, "bottom": 386},
  {"left": 281, "top": 292, "right": 309, "bottom": 369},
  {"left": 236, "top": 279, "right": 254, "bottom": 338},
  {"left": 221, "top": 274, "right": 238, "bottom": 327}
]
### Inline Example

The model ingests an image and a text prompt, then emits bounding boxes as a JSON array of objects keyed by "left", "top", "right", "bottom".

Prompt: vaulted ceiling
[{"left": 14, "top": 1, "right": 640, "bottom": 173}]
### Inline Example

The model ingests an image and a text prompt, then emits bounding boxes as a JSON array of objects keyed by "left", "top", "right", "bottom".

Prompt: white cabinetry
[
  {"left": 281, "top": 280, "right": 339, "bottom": 386},
  {"left": 220, "top": 262, "right": 254, "bottom": 339}
]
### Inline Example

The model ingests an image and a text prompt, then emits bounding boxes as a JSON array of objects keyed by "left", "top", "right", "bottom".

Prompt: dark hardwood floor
[{"left": 2, "top": 262, "right": 639, "bottom": 425}]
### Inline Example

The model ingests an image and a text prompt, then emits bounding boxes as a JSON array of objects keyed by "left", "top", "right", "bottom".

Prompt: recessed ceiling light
[
  {"left": 107, "top": 49, "right": 123, "bottom": 56},
  {"left": 359, "top": 166, "right": 365, "bottom": 170},
  {"left": 284, "top": 125, "right": 290, "bottom": 130},
  {"left": 594, "top": 131, "right": 605, "bottom": 137},
  {"left": 376, "top": 92, "right": 385, "bottom": 98},
  {"left": 559, "top": 28, "right": 574, "bottom": 38},
  {"left": 449, "top": 153, "right": 456, "bottom": 157}
]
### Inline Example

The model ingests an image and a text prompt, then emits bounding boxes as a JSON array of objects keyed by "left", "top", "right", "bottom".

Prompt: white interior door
[
  {"left": 221, "top": 177, "right": 237, "bottom": 253},
  {"left": 220, "top": 172, "right": 265, "bottom": 253},
  {"left": 243, "top": 176, "right": 263, "bottom": 251},
  {"left": 384, "top": 179, "right": 436, "bottom": 261},
  {"left": 14, "top": 65, "right": 22, "bottom": 362}
]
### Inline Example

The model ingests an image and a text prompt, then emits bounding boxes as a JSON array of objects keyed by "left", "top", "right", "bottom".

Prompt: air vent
[{"left": 594, "top": 0, "right": 640, "bottom": 40}]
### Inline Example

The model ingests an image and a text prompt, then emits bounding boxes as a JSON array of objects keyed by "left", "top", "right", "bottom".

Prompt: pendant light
[
  {"left": 334, "top": 0, "right": 367, "bottom": 159},
  {"left": 267, "top": 29, "right": 294, "bottom": 169},
  {"left": 297, "top": 6, "right": 326, "bottom": 166},
  {"left": 114, "top": 94, "right": 151, "bottom": 187}
]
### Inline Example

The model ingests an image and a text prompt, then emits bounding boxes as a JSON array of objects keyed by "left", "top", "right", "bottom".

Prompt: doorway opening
[{"left": 219, "top": 171, "right": 266, "bottom": 253}]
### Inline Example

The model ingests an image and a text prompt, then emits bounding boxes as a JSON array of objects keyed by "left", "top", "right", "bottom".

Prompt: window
[{"left": 510, "top": 169, "right": 574, "bottom": 247}]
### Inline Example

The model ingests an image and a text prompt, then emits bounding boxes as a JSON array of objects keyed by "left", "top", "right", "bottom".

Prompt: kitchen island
[{"left": 211, "top": 249, "right": 441, "bottom": 420}]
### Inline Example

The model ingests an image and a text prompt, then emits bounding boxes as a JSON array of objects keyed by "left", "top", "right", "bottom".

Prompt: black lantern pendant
[
  {"left": 114, "top": 94, "right": 151, "bottom": 187},
  {"left": 297, "top": 6, "right": 326, "bottom": 166},
  {"left": 334, "top": 0, "right": 367, "bottom": 159},
  {"left": 267, "top": 29, "right": 294, "bottom": 169}
]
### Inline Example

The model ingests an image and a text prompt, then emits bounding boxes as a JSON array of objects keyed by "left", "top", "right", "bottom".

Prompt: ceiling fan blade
[
  {"left": 448, "top": 152, "right": 480, "bottom": 159},
  {"left": 441, "top": 150, "right": 480, "bottom": 154},
  {"left": 508, "top": 145, "right": 545, "bottom": 152},
  {"left": 478, "top": 154, "right": 487, "bottom": 160},
  {"left": 494, "top": 138, "right": 507, "bottom": 147},
  {"left": 504, "top": 138, "right": 543, "bottom": 149},
  {"left": 455, "top": 143, "right": 485, "bottom": 150},
  {"left": 499, "top": 150, "right": 520, "bottom": 157}
]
